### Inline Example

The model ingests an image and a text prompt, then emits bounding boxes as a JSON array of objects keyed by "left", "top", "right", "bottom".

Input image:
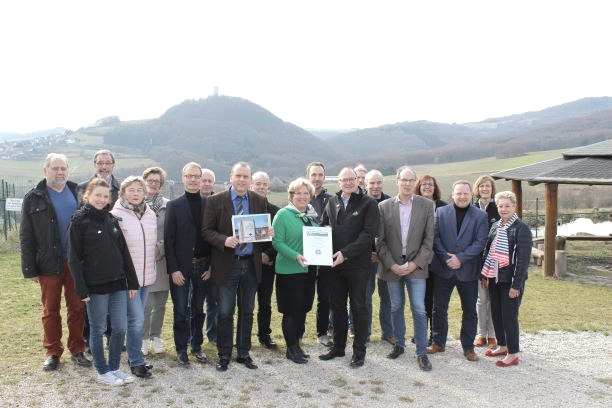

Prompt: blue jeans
[
  {"left": 126, "top": 286, "right": 149, "bottom": 367},
  {"left": 388, "top": 278, "right": 427, "bottom": 355},
  {"left": 170, "top": 260, "right": 212, "bottom": 353},
  {"left": 432, "top": 274, "right": 478, "bottom": 352},
  {"left": 86, "top": 291, "right": 128, "bottom": 375},
  {"left": 205, "top": 283, "right": 219, "bottom": 343},
  {"left": 217, "top": 258, "right": 258, "bottom": 359}
]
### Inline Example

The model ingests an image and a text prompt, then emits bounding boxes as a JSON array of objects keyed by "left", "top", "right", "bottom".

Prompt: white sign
[
  {"left": 302, "top": 226, "right": 333, "bottom": 266},
  {"left": 5, "top": 198, "right": 23, "bottom": 212}
]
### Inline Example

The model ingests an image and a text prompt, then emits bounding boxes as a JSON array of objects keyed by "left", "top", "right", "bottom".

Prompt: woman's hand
[
  {"left": 128, "top": 290, "right": 138, "bottom": 298},
  {"left": 509, "top": 288, "right": 520, "bottom": 298},
  {"left": 296, "top": 254, "right": 307, "bottom": 267},
  {"left": 481, "top": 279, "right": 488, "bottom": 289},
  {"left": 82, "top": 297, "right": 90, "bottom": 302}
]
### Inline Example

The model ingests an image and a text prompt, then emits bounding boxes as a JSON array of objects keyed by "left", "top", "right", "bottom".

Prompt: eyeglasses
[
  {"left": 421, "top": 182, "right": 434, "bottom": 187},
  {"left": 146, "top": 179, "right": 161, "bottom": 185},
  {"left": 184, "top": 174, "right": 202, "bottom": 180},
  {"left": 95, "top": 161, "right": 113, "bottom": 166},
  {"left": 339, "top": 177, "right": 356, "bottom": 183}
]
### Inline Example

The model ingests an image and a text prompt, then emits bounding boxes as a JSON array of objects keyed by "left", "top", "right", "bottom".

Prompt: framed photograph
[{"left": 231, "top": 213, "right": 272, "bottom": 243}]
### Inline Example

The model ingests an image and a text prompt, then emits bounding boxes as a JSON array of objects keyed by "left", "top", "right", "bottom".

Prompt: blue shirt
[
  {"left": 47, "top": 185, "right": 77, "bottom": 257},
  {"left": 230, "top": 187, "right": 253, "bottom": 255}
]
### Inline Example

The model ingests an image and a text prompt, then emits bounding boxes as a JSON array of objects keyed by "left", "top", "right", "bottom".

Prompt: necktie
[{"left": 236, "top": 196, "right": 246, "bottom": 250}]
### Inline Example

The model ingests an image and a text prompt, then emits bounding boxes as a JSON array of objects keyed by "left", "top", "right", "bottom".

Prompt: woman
[
  {"left": 111, "top": 176, "right": 157, "bottom": 378},
  {"left": 141, "top": 167, "right": 170, "bottom": 355},
  {"left": 68, "top": 178, "right": 139, "bottom": 386},
  {"left": 414, "top": 175, "right": 447, "bottom": 345},
  {"left": 481, "top": 191, "right": 532, "bottom": 367},
  {"left": 272, "top": 178, "right": 318, "bottom": 364},
  {"left": 473, "top": 175, "right": 501, "bottom": 348}
]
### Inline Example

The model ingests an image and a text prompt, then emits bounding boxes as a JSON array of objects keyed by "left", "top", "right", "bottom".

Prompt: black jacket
[
  {"left": 20, "top": 179, "right": 78, "bottom": 278},
  {"left": 321, "top": 187, "right": 379, "bottom": 270},
  {"left": 474, "top": 200, "right": 501, "bottom": 229},
  {"left": 483, "top": 218, "right": 532, "bottom": 291},
  {"left": 310, "top": 188, "right": 331, "bottom": 224},
  {"left": 67, "top": 204, "right": 139, "bottom": 299}
]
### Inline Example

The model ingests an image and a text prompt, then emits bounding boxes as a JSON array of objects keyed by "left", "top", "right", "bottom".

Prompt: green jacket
[{"left": 272, "top": 206, "right": 319, "bottom": 275}]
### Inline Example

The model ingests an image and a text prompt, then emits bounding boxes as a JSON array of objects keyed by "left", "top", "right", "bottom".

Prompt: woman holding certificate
[{"left": 272, "top": 178, "right": 318, "bottom": 364}]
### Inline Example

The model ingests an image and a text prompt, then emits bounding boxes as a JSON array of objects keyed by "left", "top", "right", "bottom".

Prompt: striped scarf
[{"left": 481, "top": 213, "right": 518, "bottom": 279}]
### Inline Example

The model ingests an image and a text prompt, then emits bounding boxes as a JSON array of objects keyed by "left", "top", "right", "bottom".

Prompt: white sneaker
[
  {"left": 151, "top": 337, "right": 164, "bottom": 354},
  {"left": 111, "top": 369, "right": 135, "bottom": 384},
  {"left": 317, "top": 335, "right": 333, "bottom": 347},
  {"left": 98, "top": 371, "right": 124, "bottom": 386},
  {"left": 141, "top": 340, "right": 149, "bottom": 356}
]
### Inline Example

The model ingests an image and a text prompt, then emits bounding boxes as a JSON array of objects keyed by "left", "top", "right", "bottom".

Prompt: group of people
[{"left": 20, "top": 150, "right": 532, "bottom": 386}]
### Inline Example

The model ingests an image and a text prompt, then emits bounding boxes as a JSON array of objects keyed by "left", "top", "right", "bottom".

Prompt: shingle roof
[{"left": 492, "top": 140, "right": 612, "bottom": 185}]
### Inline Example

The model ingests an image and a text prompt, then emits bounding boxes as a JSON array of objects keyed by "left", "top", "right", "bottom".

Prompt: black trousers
[
  {"left": 257, "top": 263, "right": 275, "bottom": 339},
  {"left": 488, "top": 279, "right": 524, "bottom": 354},
  {"left": 329, "top": 266, "right": 369, "bottom": 357},
  {"left": 315, "top": 266, "right": 332, "bottom": 337}
]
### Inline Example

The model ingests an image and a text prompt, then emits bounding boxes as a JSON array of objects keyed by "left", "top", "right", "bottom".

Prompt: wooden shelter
[{"left": 491, "top": 139, "right": 612, "bottom": 277}]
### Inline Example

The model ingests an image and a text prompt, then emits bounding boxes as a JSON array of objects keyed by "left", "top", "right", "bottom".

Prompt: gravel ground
[{"left": 1, "top": 331, "right": 610, "bottom": 407}]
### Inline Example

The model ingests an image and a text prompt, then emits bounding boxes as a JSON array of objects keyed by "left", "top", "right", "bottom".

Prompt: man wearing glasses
[
  {"left": 318, "top": 167, "right": 379, "bottom": 368},
  {"left": 77, "top": 149, "right": 120, "bottom": 206},
  {"left": 164, "top": 162, "right": 212, "bottom": 366}
]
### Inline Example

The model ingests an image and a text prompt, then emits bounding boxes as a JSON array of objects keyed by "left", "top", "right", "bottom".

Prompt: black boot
[
  {"left": 286, "top": 345, "right": 307, "bottom": 364},
  {"left": 296, "top": 342, "right": 309, "bottom": 359}
]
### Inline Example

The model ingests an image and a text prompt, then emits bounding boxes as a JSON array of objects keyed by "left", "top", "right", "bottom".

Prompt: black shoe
[
  {"left": 349, "top": 354, "right": 365, "bottom": 368},
  {"left": 177, "top": 351, "right": 190, "bottom": 366},
  {"left": 259, "top": 336, "right": 278, "bottom": 349},
  {"left": 216, "top": 358, "right": 229, "bottom": 372},
  {"left": 43, "top": 355, "right": 59, "bottom": 371},
  {"left": 236, "top": 356, "right": 258, "bottom": 369},
  {"left": 130, "top": 364, "right": 152, "bottom": 378},
  {"left": 319, "top": 348, "right": 345, "bottom": 361},
  {"left": 417, "top": 354, "right": 432, "bottom": 371},
  {"left": 387, "top": 345, "right": 405, "bottom": 360},
  {"left": 286, "top": 346, "right": 307, "bottom": 364},
  {"left": 144, "top": 362, "right": 153, "bottom": 370},
  {"left": 71, "top": 352, "right": 92, "bottom": 367},
  {"left": 297, "top": 344, "right": 310, "bottom": 359},
  {"left": 192, "top": 350, "right": 208, "bottom": 363}
]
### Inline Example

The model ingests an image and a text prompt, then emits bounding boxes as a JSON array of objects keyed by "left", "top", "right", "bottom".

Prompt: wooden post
[
  {"left": 543, "top": 183, "right": 558, "bottom": 277},
  {"left": 511, "top": 180, "right": 523, "bottom": 218}
]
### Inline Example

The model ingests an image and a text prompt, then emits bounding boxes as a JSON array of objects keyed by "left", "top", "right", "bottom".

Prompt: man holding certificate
[
  {"left": 318, "top": 167, "right": 380, "bottom": 368},
  {"left": 271, "top": 178, "right": 319, "bottom": 364}
]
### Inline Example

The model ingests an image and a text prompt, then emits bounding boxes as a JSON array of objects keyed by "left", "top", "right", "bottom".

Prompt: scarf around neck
[
  {"left": 145, "top": 193, "right": 164, "bottom": 215},
  {"left": 120, "top": 197, "right": 146, "bottom": 219},
  {"left": 481, "top": 213, "right": 518, "bottom": 280},
  {"left": 287, "top": 202, "right": 318, "bottom": 225}
]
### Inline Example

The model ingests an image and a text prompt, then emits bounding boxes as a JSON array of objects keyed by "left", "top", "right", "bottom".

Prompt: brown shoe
[
  {"left": 474, "top": 337, "right": 486, "bottom": 347},
  {"left": 464, "top": 351, "right": 479, "bottom": 361},
  {"left": 382, "top": 336, "right": 397, "bottom": 346},
  {"left": 427, "top": 344, "right": 445, "bottom": 354},
  {"left": 487, "top": 338, "right": 497, "bottom": 349}
]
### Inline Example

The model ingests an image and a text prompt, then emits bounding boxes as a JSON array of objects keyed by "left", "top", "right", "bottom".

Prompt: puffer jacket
[
  {"left": 20, "top": 179, "right": 78, "bottom": 278},
  {"left": 111, "top": 201, "right": 157, "bottom": 288},
  {"left": 67, "top": 204, "right": 139, "bottom": 299}
]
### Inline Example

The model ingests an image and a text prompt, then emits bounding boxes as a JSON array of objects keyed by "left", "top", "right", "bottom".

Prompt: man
[
  {"left": 318, "top": 167, "right": 379, "bottom": 368},
  {"left": 77, "top": 149, "right": 120, "bottom": 205},
  {"left": 199, "top": 167, "right": 218, "bottom": 344},
  {"left": 20, "top": 153, "right": 91, "bottom": 371},
  {"left": 202, "top": 162, "right": 271, "bottom": 371},
  {"left": 428, "top": 180, "right": 488, "bottom": 361},
  {"left": 377, "top": 166, "right": 434, "bottom": 371},
  {"left": 362, "top": 169, "right": 394, "bottom": 345},
  {"left": 165, "top": 162, "right": 212, "bottom": 366},
  {"left": 354, "top": 164, "right": 367, "bottom": 190},
  {"left": 306, "top": 161, "right": 333, "bottom": 347},
  {"left": 250, "top": 171, "right": 279, "bottom": 348},
  {"left": 200, "top": 168, "right": 216, "bottom": 197}
]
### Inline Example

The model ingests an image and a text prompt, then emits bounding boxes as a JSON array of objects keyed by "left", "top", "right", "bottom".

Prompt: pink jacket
[{"left": 111, "top": 201, "right": 157, "bottom": 287}]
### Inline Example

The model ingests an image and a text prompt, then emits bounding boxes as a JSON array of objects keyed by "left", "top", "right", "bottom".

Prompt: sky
[{"left": 1, "top": 1, "right": 611, "bottom": 134}]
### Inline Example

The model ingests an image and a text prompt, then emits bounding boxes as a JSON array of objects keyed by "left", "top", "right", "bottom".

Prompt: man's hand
[
  {"left": 225, "top": 236, "right": 240, "bottom": 248},
  {"left": 446, "top": 253, "right": 462, "bottom": 270},
  {"left": 267, "top": 226, "right": 274, "bottom": 239},
  {"left": 29, "top": 277, "right": 40, "bottom": 283},
  {"left": 171, "top": 271, "right": 185, "bottom": 286},
  {"left": 391, "top": 261, "right": 417, "bottom": 277},
  {"left": 201, "top": 268, "right": 211, "bottom": 281},
  {"left": 370, "top": 252, "right": 379, "bottom": 263},
  {"left": 509, "top": 288, "right": 520, "bottom": 299},
  {"left": 332, "top": 251, "right": 345, "bottom": 267},
  {"left": 262, "top": 253, "right": 273, "bottom": 266},
  {"left": 128, "top": 290, "right": 138, "bottom": 299}
]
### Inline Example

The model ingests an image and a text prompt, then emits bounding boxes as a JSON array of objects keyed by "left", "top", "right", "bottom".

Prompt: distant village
[{"left": 0, "top": 132, "right": 75, "bottom": 161}]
